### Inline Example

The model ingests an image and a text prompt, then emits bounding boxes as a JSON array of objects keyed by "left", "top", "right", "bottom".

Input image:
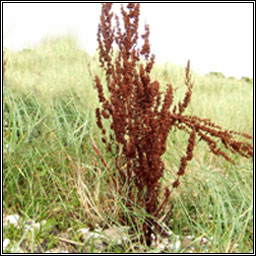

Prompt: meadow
[{"left": 3, "top": 36, "right": 253, "bottom": 253}]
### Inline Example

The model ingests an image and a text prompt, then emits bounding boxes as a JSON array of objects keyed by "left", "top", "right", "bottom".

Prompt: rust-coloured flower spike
[
  {"left": 3, "top": 56, "right": 6, "bottom": 78},
  {"left": 93, "top": 3, "right": 253, "bottom": 245}
]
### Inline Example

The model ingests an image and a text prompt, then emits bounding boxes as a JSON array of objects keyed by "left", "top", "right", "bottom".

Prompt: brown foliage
[
  {"left": 93, "top": 3, "right": 253, "bottom": 245},
  {"left": 3, "top": 54, "right": 6, "bottom": 78}
]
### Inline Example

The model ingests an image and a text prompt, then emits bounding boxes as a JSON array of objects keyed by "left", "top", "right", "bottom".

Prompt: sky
[{"left": 3, "top": 2, "right": 253, "bottom": 78}]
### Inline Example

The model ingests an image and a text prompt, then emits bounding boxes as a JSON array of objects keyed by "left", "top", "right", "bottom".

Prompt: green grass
[{"left": 3, "top": 35, "right": 253, "bottom": 253}]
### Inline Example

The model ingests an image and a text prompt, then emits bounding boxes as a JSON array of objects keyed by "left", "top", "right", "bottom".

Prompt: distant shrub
[
  {"left": 209, "top": 71, "right": 225, "bottom": 78},
  {"left": 241, "top": 76, "right": 253, "bottom": 84}
]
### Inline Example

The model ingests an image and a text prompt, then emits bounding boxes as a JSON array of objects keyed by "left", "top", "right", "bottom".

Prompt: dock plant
[{"left": 93, "top": 3, "right": 253, "bottom": 245}]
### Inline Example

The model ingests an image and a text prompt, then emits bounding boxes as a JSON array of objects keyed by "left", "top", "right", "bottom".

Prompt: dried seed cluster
[{"left": 94, "top": 3, "right": 252, "bottom": 245}]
